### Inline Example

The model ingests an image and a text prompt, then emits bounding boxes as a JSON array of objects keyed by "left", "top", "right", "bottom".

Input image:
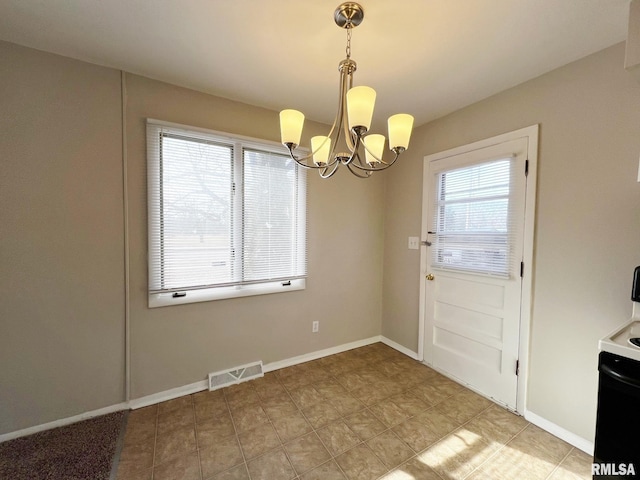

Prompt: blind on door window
[{"left": 431, "top": 158, "right": 519, "bottom": 277}]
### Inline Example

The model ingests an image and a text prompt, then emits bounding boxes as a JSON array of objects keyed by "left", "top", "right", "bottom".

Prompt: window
[
  {"left": 147, "top": 120, "right": 306, "bottom": 307},
  {"left": 431, "top": 158, "right": 518, "bottom": 277}
]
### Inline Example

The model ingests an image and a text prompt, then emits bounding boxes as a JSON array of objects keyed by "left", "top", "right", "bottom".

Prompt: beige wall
[
  {"left": 0, "top": 41, "right": 125, "bottom": 434},
  {"left": 3, "top": 35, "right": 639, "bottom": 446},
  {"left": 0, "top": 41, "right": 385, "bottom": 435},
  {"left": 124, "top": 74, "right": 385, "bottom": 398},
  {"left": 382, "top": 43, "right": 640, "bottom": 441}
]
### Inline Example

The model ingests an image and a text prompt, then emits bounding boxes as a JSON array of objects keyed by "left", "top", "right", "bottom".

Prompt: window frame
[{"left": 146, "top": 119, "right": 307, "bottom": 308}]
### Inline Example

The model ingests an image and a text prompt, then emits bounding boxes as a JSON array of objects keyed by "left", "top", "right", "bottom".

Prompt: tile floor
[{"left": 116, "top": 342, "right": 593, "bottom": 480}]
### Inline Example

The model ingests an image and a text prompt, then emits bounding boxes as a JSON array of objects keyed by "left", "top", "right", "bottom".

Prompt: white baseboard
[
  {"left": 129, "top": 379, "right": 208, "bottom": 410},
  {"left": 129, "top": 336, "right": 383, "bottom": 410},
  {"left": 524, "top": 409, "right": 594, "bottom": 455},
  {"left": 1, "top": 335, "right": 415, "bottom": 442},
  {"left": 380, "top": 336, "right": 419, "bottom": 360},
  {"left": 0, "top": 402, "right": 128, "bottom": 443},
  {"left": 263, "top": 336, "right": 382, "bottom": 372}
]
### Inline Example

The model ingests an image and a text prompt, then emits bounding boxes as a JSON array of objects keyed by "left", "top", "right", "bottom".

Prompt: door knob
[{"left": 426, "top": 273, "right": 435, "bottom": 281}]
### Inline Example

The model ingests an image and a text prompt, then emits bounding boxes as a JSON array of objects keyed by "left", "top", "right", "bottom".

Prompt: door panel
[{"left": 423, "top": 137, "right": 528, "bottom": 409}]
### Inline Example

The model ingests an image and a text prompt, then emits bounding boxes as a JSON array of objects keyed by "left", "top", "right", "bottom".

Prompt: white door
[{"left": 420, "top": 130, "right": 536, "bottom": 411}]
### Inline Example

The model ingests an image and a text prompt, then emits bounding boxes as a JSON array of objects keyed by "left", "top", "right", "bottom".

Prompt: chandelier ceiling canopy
[{"left": 279, "top": 2, "right": 414, "bottom": 179}]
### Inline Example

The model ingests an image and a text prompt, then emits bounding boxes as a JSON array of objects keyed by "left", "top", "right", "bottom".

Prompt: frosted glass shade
[
  {"left": 363, "top": 134, "right": 385, "bottom": 164},
  {"left": 311, "top": 136, "right": 331, "bottom": 166},
  {"left": 347, "top": 86, "right": 376, "bottom": 130},
  {"left": 388, "top": 113, "right": 414, "bottom": 149},
  {"left": 280, "top": 109, "right": 305, "bottom": 146}
]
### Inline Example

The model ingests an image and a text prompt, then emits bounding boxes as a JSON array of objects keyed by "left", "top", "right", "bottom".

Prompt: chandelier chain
[{"left": 346, "top": 28, "right": 352, "bottom": 59}]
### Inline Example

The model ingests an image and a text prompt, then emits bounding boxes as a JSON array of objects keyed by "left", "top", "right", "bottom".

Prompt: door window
[{"left": 431, "top": 158, "right": 517, "bottom": 277}]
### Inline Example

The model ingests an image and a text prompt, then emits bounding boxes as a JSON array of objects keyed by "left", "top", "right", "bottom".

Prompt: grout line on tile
[
  {"left": 192, "top": 397, "right": 204, "bottom": 480},
  {"left": 543, "top": 446, "right": 576, "bottom": 480},
  {"left": 152, "top": 404, "right": 159, "bottom": 470},
  {"left": 222, "top": 387, "right": 253, "bottom": 479},
  {"left": 461, "top": 418, "right": 532, "bottom": 479},
  {"left": 428, "top": 399, "right": 525, "bottom": 480}
]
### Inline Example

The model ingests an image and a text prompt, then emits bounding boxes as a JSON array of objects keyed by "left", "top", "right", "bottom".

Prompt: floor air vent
[{"left": 208, "top": 361, "right": 263, "bottom": 391}]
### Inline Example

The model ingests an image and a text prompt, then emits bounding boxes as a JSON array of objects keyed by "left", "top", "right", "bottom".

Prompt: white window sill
[{"left": 148, "top": 279, "right": 306, "bottom": 308}]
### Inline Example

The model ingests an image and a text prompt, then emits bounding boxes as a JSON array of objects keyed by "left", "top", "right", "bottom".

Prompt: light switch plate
[{"left": 408, "top": 236, "right": 420, "bottom": 250}]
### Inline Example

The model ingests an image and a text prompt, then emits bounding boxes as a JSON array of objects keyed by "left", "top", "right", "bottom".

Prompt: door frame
[{"left": 417, "top": 125, "right": 539, "bottom": 414}]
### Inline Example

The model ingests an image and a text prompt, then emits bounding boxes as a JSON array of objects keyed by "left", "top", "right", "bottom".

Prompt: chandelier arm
[
  {"left": 325, "top": 119, "right": 345, "bottom": 168},
  {"left": 343, "top": 127, "right": 366, "bottom": 166},
  {"left": 351, "top": 137, "right": 373, "bottom": 169},
  {"left": 316, "top": 67, "right": 351, "bottom": 169},
  {"left": 283, "top": 102, "right": 347, "bottom": 169},
  {"left": 346, "top": 161, "right": 372, "bottom": 178},
  {"left": 341, "top": 69, "right": 357, "bottom": 152},
  {"left": 353, "top": 138, "right": 402, "bottom": 167},
  {"left": 378, "top": 150, "right": 401, "bottom": 167},
  {"left": 285, "top": 145, "right": 340, "bottom": 170},
  {"left": 349, "top": 149, "right": 367, "bottom": 168},
  {"left": 360, "top": 138, "right": 388, "bottom": 165},
  {"left": 347, "top": 150, "right": 402, "bottom": 172},
  {"left": 319, "top": 162, "right": 341, "bottom": 178}
]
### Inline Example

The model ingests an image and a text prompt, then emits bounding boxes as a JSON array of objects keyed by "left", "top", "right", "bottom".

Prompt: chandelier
[{"left": 279, "top": 2, "right": 414, "bottom": 178}]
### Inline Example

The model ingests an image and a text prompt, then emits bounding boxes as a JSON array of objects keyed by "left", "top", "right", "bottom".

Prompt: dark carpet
[{"left": 0, "top": 410, "right": 127, "bottom": 480}]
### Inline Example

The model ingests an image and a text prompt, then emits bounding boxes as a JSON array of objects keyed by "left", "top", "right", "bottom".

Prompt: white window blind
[
  {"left": 431, "top": 158, "right": 520, "bottom": 277},
  {"left": 147, "top": 121, "right": 306, "bottom": 306},
  {"left": 242, "top": 148, "right": 306, "bottom": 283}
]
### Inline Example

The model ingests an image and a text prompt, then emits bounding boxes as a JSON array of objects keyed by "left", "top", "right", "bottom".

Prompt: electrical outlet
[
  {"left": 408, "top": 236, "right": 420, "bottom": 250},
  {"left": 312, "top": 321, "right": 319, "bottom": 333}
]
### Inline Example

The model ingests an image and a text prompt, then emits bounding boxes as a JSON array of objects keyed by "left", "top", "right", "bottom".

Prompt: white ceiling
[{"left": 0, "top": 0, "right": 631, "bottom": 128}]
